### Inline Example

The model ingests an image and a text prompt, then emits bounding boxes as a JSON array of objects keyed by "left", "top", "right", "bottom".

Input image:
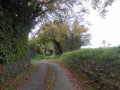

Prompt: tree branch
[{"left": 38, "top": 0, "right": 55, "bottom": 5}]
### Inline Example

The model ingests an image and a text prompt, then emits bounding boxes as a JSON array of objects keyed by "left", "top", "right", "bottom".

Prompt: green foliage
[
  {"left": 0, "top": 0, "right": 67, "bottom": 62},
  {"left": 28, "top": 36, "right": 39, "bottom": 54},
  {"left": 60, "top": 47, "right": 120, "bottom": 89},
  {"left": 31, "top": 54, "right": 61, "bottom": 61},
  {"left": 0, "top": 0, "right": 45, "bottom": 62},
  {"left": 32, "top": 20, "right": 90, "bottom": 55},
  {"left": 0, "top": 2, "right": 29, "bottom": 62},
  {"left": 12, "top": 38, "right": 28, "bottom": 60},
  {"left": 36, "top": 21, "right": 70, "bottom": 54}
]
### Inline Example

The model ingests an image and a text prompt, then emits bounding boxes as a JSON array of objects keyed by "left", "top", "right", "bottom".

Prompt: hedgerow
[
  {"left": 0, "top": 1, "right": 34, "bottom": 83},
  {"left": 0, "top": 5, "right": 29, "bottom": 63},
  {"left": 60, "top": 47, "right": 120, "bottom": 89}
]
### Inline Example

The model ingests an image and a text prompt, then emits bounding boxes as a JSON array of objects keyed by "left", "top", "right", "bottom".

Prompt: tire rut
[{"left": 19, "top": 60, "right": 74, "bottom": 90}]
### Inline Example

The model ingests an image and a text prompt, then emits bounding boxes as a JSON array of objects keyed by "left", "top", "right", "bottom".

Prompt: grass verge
[
  {"left": 45, "top": 68, "right": 55, "bottom": 90},
  {"left": 0, "top": 64, "right": 36, "bottom": 90},
  {"left": 31, "top": 54, "right": 61, "bottom": 61}
]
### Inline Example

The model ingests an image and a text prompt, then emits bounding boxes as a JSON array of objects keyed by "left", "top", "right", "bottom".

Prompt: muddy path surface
[{"left": 19, "top": 60, "right": 74, "bottom": 90}]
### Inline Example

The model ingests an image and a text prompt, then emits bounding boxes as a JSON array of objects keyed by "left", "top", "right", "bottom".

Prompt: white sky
[{"left": 86, "top": 0, "right": 120, "bottom": 48}]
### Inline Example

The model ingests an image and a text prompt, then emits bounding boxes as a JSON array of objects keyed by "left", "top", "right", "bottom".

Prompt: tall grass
[{"left": 60, "top": 47, "right": 120, "bottom": 89}]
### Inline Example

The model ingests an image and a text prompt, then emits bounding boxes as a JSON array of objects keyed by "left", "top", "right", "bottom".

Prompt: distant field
[{"left": 60, "top": 47, "right": 120, "bottom": 89}]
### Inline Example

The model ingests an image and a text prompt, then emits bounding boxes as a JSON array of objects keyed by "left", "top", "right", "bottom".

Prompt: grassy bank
[
  {"left": 31, "top": 54, "right": 61, "bottom": 61},
  {"left": 60, "top": 47, "right": 120, "bottom": 89}
]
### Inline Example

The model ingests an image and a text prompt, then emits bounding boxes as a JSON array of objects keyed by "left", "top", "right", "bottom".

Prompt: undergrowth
[{"left": 0, "top": 64, "right": 36, "bottom": 90}]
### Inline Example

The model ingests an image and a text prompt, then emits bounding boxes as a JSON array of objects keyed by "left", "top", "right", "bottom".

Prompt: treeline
[
  {"left": 60, "top": 47, "right": 120, "bottom": 89},
  {"left": 28, "top": 20, "right": 90, "bottom": 55}
]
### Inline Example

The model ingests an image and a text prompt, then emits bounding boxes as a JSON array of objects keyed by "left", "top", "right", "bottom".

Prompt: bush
[{"left": 60, "top": 47, "right": 120, "bottom": 89}]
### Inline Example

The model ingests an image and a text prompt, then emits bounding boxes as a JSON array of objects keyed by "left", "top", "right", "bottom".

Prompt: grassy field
[
  {"left": 59, "top": 47, "right": 120, "bottom": 89},
  {"left": 31, "top": 54, "right": 61, "bottom": 61}
]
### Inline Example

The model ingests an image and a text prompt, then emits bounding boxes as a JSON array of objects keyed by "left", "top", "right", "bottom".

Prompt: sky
[{"left": 85, "top": 0, "right": 120, "bottom": 48}]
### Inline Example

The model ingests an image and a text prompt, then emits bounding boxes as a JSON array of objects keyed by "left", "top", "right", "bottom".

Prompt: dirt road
[{"left": 19, "top": 60, "right": 74, "bottom": 90}]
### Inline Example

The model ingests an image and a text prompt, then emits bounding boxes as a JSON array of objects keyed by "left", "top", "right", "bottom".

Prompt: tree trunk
[
  {"left": 53, "top": 40, "right": 62, "bottom": 55},
  {"left": 44, "top": 45, "right": 47, "bottom": 56}
]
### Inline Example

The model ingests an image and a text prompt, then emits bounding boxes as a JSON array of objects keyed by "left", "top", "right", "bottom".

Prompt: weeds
[{"left": 45, "top": 68, "right": 55, "bottom": 90}]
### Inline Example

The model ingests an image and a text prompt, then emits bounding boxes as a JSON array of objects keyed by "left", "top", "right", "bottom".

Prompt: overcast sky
[{"left": 85, "top": 0, "right": 120, "bottom": 48}]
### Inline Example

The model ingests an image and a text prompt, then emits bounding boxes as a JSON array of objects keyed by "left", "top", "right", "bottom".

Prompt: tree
[
  {"left": 36, "top": 21, "right": 69, "bottom": 55},
  {"left": 60, "top": 20, "right": 90, "bottom": 52},
  {"left": 34, "top": 20, "right": 90, "bottom": 55},
  {"left": 101, "top": 40, "right": 107, "bottom": 47}
]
